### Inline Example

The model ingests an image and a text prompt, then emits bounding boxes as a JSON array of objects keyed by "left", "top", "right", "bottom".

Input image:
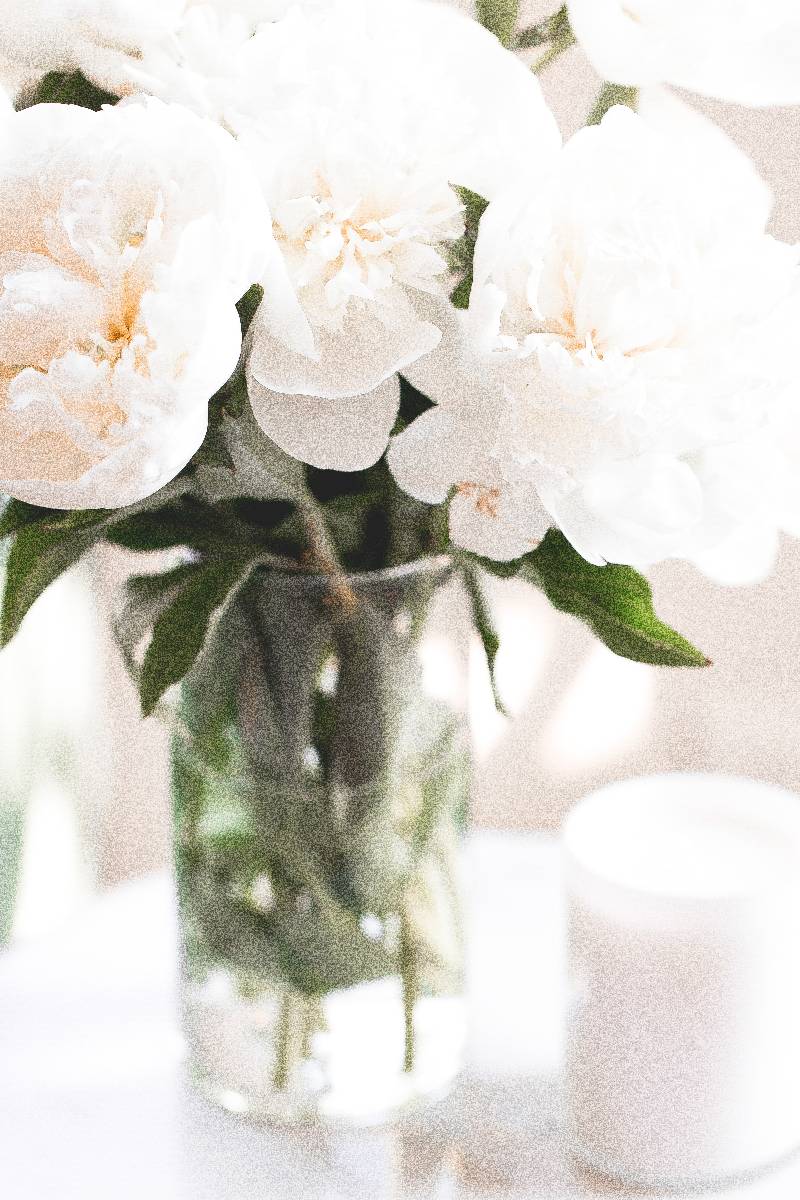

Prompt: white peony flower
[
  {"left": 123, "top": 1, "right": 320, "bottom": 123},
  {"left": 389, "top": 102, "right": 800, "bottom": 583},
  {"left": 567, "top": 0, "right": 800, "bottom": 106},
  {"left": 0, "top": 97, "right": 277, "bottom": 510},
  {"left": 239, "top": 0, "right": 561, "bottom": 472}
]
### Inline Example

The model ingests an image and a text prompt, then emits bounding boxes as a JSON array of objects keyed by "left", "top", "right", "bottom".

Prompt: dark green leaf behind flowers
[{"left": 19, "top": 70, "right": 118, "bottom": 111}]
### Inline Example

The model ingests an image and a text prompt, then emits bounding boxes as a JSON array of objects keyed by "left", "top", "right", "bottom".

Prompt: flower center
[
  {"left": 457, "top": 482, "right": 500, "bottom": 518},
  {"left": 272, "top": 174, "right": 463, "bottom": 327}
]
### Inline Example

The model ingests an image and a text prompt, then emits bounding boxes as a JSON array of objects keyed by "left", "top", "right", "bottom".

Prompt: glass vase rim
[{"left": 253, "top": 553, "right": 453, "bottom": 592}]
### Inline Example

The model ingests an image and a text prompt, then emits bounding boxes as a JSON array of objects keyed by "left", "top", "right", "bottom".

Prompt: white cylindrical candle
[{"left": 563, "top": 773, "right": 800, "bottom": 1189}]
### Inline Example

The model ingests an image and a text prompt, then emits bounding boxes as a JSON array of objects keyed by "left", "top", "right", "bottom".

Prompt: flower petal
[
  {"left": 449, "top": 482, "right": 548, "bottom": 562},
  {"left": 637, "top": 87, "right": 773, "bottom": 229},
  {"left": 387, "top": 407, "right": 469, "bottom": 504},
  {"left": 689, "top": 524, "right": 780, "bottom": 586},
  {"left": 249, "top": 287, "right": 441, "bottom": 399},
  {"left": 568, "top": 0, "right": 800, "bottom": 105},
  {"left": 0, "top": 376, "right": 210, "bottom": 510},
  {"left": 249, "top": 374, "right": 401, "bottom": 472},
  {"left": 537, "top": 455, "right": 706, "bottom": 568}
]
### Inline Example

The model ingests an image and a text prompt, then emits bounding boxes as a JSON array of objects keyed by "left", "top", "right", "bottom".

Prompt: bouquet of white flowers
[{"left": 2, "top": 0, "right": 799, "bottom": 1125}]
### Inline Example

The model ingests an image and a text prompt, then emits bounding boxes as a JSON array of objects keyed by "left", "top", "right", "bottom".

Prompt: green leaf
[
  {"left": 586, "top": 82, "right": 639, "bottom": 126},
  {"left": 138, "top": 557, "right": 256, "bottom": 716},
  {"left": 464, "top": 553, "right": 522, "bottom": 581},
  {"left": 105, "top": 497, "right": 222, "bottom": 553},
  {"left": 461, "top": 564, "right": 508, "bottom": 716},
  {"left": 236, "top": 283, "right": 264, "bottom": 338},
  {"left": 20, "top": 70, "right": 118, "bottom": 111},
  {"left": 0, "top": 511, "right": 110, "bottom": 646},
  {"left": 448, "top": 186, "right": 489, "bottom": 310},
  {"left": 0, "top": 499, "right": 60, "bottom": 540},
  {"left": 188, "top": 423, "right": 237, "bottom": 471},
  {"left": 192, "top": 406, "right": 308, "bottom": 506},
  {"left": 519, "top": 5, "right": 575, "bottom": 53},
  {"left": 476, "top": 0, "right": 519, "bottom": 47},
  {"left": 394, "top": 375, "right": 435, "bottom": 434},
  {"left": 520, "top": 529, "right": 710, "bottom": 668}
]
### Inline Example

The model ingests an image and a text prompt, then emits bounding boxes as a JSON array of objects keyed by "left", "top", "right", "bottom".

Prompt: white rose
[
  {"left": 389, "top": 101, "right": 800, "bottom": 584},
  {"left": 238, "top": 0, "right": 560, "bottom": 472},
  {"left": 567, "top": 0, "right": 800, "bottom": 106},
  {"left": 0, "top": 97, "right": 278, "bottom": 510}
]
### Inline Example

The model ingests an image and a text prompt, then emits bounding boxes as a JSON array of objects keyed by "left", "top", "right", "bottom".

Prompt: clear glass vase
[{"left": 172, "top": 556, "right": 470, "bottom": 1125}]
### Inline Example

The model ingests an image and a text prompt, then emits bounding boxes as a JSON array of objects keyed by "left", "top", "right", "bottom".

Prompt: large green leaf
[
  {"left": 104, "top": 496, "right": 236, "bottom": 553},
  {"left": 0, "top": 511, "right": 110, "bottom": 646},
  {"left": 520, "top": 529, "right": 709, "bottom": 668},
  {"left": 476, "top": 0, "right": 519, "bottom": 47},
  {"left": 138, "top": 557, "right": 257, "bottom": 716}
]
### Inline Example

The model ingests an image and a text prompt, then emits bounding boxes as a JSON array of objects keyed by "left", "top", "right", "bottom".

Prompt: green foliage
[
  {"left": 586, "top": 82, "right": 639, "bottom": 126},
  {"left": 0, "top": 488, "right": 264, "bottom": 650},
  {"left": 104, "top": 494, "right": 278, "bottom": 558},
  {"left": 173, "top": 565, "right": 467, "bottom": 1001},
  {"left": 471, "top": 530, "right": 708, "bottom": 667},
  {"left": 461, "top": 563, "right": 508, "bottom": 715},
  {"left": 136, "top": 556, "right": 259, "bottom": 717},
  {"left": 236, "top": 283, "right": 265, "bottom": 338},
  {"left": 476, "top": 0, "right": 520, "bottom": 47},
  {"left": 394, "top": 375, "right": 435, "bottom": 434},
  {"left": 448, "top": 186, "right": 489, "bottom": 310},
  {"left": 0, "top": 499, "right": 62, "bottom": 540},
  {"left": 0, "top": 510, "right": 110, "bottom": 646},
  {"left": 518, "top": 529, "right": 709, "bottom": 667},
  {"left": 20, "top": 70, "right": 118, "bottom": 111},
  {"left": 518, "top": 5, "right": 575, "bottom": 58}
]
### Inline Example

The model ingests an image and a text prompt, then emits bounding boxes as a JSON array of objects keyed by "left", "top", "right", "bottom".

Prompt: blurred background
[{"left": 4, "top": 0, "right": 800, "bottom": 942}]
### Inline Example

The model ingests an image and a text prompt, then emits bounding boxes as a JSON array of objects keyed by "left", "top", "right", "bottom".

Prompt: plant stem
[
  {"left": 273, "top": 990, "right": 326, "bottom": 1094},
  {"left": 299, "top": 498, "right": 358, "bottom": 617},
  {"left": 399, "top": 912, "right": 418, "bottom": 1074},
  {"left": 273, "top": 988, "right": 306, "bottom": 1092}
]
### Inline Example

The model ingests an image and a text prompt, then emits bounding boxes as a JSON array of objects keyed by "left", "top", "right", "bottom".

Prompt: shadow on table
[{"left": 178, "top": 1072, "right": 629, "bottom": 1199}]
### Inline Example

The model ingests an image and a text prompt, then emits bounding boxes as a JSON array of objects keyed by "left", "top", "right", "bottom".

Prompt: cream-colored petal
[
  {"left": 449, "top": 483, "right": 543, "bottom": 562},
  {"left": 637, "top": 87, "right": 773, "bottom": 229},
  {"left": 249, "top": 373, "right": 400, "bottom": 472},
  {"left": 387, "top": 407, "right": 474, "bottom": 504},
  {"left": 249, "top": 287, "right": 441, "bottom": 400}
]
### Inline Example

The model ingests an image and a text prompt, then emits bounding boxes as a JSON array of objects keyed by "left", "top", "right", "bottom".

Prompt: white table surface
[{"left": 2, "top": 832, "right": 800, "bottom": 1200}]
